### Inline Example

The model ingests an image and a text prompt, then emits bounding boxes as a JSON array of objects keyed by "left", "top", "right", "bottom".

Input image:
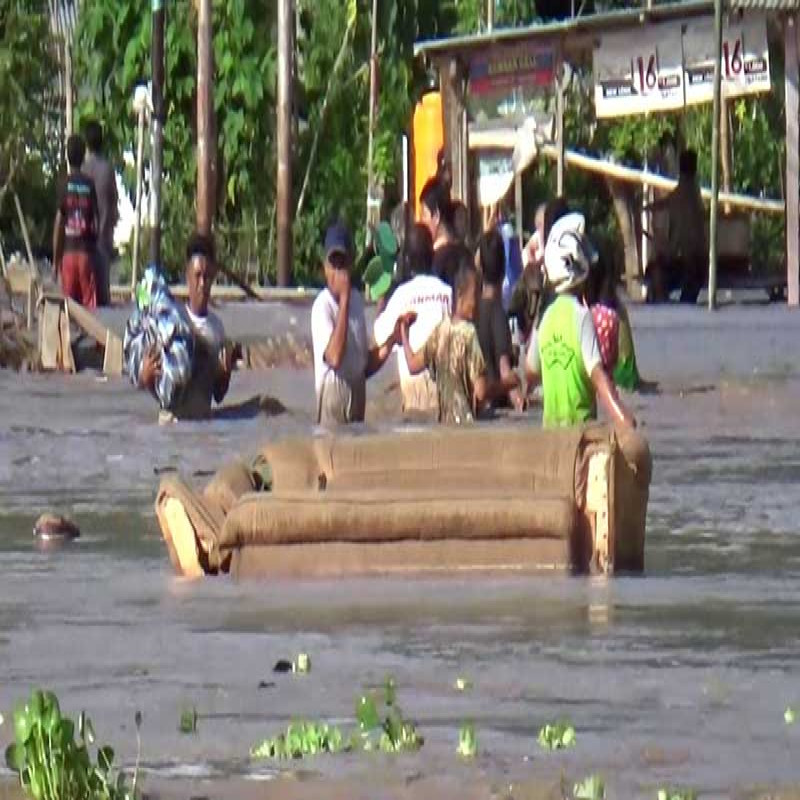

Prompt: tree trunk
[{"left": 607, "top": 179, "right": 641, "bottom": 300}]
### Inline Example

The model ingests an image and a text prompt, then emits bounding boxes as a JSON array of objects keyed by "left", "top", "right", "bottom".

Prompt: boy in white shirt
[{"left": 373, "top": 224, "right": 451, "bottom": 414}]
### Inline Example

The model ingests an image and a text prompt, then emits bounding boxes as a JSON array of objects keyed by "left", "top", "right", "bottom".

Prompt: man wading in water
[
  {"left": 139, "top": 234, "right": 233, "bottom": 420},
  {"left": 526, "top": 213, "right": 635, "bottom": 429},
  {"left": 311, "top": 222, "right": 403, "bottom": 426}
]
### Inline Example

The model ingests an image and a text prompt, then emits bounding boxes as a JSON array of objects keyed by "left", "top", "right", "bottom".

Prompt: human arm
[
  {"left": 401, "top": 313, "right": 427, "bottom": 376},
  {"left": 591, "top": 365, "right": 636, "bottom": 428},
  {"left": 213, "top": 341, "right": 234, "bottom": 403},
  {"left": 323, "top": 274, "right": 351, "bottom": 370},
  {"left": 490, "top": 303, "right": 524, "bottom": 410}
]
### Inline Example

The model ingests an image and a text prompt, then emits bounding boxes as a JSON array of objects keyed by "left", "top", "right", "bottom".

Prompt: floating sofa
[{"left": 155, "top": 424, "right": 652, "bottom": 579}]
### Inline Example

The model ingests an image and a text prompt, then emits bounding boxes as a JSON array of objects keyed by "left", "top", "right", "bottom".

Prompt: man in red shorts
[{"left": 52, "top": 135, "right": 98, "bottom": 307}]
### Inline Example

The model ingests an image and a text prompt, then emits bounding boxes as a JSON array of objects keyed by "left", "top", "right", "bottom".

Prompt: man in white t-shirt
[
  {"left": 138, "top": 233, "right": 233, "bottom": 420},
  {"left": 311, "top": 222, "right": 401, "bottom": 426},
  {"left": 373, "top": 224, "right": 451, "bottom": 414}
]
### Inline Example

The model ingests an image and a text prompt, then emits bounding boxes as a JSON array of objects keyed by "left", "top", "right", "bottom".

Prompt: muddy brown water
[{"left": 1, "top": 304, "right": 800, "bottom": 799}]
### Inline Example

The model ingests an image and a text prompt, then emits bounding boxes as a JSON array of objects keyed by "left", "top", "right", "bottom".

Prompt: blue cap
[{"left": 324, "top": 221, "right": 353, "bottom": 260}]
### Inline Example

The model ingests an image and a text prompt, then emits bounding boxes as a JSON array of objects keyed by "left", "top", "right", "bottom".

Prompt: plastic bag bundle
[{"left": 124, "top": 264, "right": 194, "bottom": 410}]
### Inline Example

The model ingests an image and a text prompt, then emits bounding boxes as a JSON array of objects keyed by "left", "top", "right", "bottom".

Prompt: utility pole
[
  {"left": 197, "top": 0, "right": 215, "bottom": 236},
  {"left": 365, "top": 0, "right": 379, "bottom": 239},
  {"left": 150, "top": 0, "right": 166, "bottom": 264},
  {"left": 276, "top": 0, "right": 293, "bottom": 287},
  {"left": 487, "top": 0, "right": 494, "bottom": 31},
  {"left": 707, "top": 0, "right": 723, "bottom": 311}
]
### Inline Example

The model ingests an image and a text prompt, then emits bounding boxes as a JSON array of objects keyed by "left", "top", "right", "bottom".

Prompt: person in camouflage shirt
[{"left": 402, "top": 259, "right": 518, "bottom": 424}]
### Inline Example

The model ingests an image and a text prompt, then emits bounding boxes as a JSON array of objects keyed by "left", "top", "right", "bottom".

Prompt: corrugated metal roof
[{"left": 414, "top": 0, "right": 796, "bottom": 59}]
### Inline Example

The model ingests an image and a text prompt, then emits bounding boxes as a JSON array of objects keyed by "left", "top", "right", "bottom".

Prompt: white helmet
[{"left": 543, "top": 212, "right": 598, "bottom": 294}]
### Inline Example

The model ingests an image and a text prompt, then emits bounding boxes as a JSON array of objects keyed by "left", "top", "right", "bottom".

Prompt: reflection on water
[{"left": 1, "top": 370, "right": 800, "bottom": 798}]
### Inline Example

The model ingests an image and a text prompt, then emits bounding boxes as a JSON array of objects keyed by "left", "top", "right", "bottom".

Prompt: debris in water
[
  {"left": 785, "top": 707, "right": 796, "bottom": 725},
  {"left": 574, "top": 775, "right": 605, "bottom": 799},
  {"left": 454, "top": 677, "right": 472, "bottom": 692},
  {"left": 179, "top": 706, "right": 198, "bottom": 734},
  {"left": 295, "top": 653, "right": 311, "bottom": 673},
  {"left": 273, "top": 659, "right": 293, "bottom": 673},
  {"left": 33, "top": 513, "right": 80, "bottom": 543}
]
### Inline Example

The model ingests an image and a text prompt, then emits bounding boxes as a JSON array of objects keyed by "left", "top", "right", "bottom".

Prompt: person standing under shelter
[
  {"left": 373, "top": 224, "right": 452, "bottom": 415},
  {"left": 526, "top": 213, "right": 635, "bottom": 429},
  {"left": 311, "top": 222, "right": 402, "bottom": 426},
  {"left": 83, "top": 120, "right": 118, "bottom": 306},
  {"left": 52, "top": 135, "right": 98, "bottom": 308},
  {"left": 419, "top": 177, "right": 470, "bottom": 289}
]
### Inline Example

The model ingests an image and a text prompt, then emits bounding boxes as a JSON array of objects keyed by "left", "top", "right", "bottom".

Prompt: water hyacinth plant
[
  {"left": 573, "top": 775, "right": 606, "bottom": 800},
  {"left": 4, "top": 689, "right": 135, "bottom": 800},
  {"left": 538, "top": 720, "right": 577, "bottom": 750},
  {"left": 657, "top": 789, "right": 697, "bottom": 800},
  {"left": 250, "top": 721, "right": 345, "bottom": 759},
  {"left": 457, "top": 724, "right": 477, "bottom": 758}
]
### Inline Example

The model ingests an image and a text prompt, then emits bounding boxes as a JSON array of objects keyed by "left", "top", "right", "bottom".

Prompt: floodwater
[{"left": 1, "top": 304, "right": 800, "bottom": 799}]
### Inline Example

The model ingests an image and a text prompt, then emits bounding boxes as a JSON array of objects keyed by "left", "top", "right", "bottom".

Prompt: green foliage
[
  {"left": 785, "top": 706, "right": 796, "bottom": 725},
  {"left": 0, "top": 0, "right": 58, "bottom": 251},
  {"left": 250, "top": 721, "right": 345, "bottom": 759},
  {"left": 574, "top": 775, "right": 606, "bottom": 800},
  {"left": 356, "top": 679, "right": 423, "bottom": 753},
  {"left": 178, "top": 706, "right": 197, "bottom": 735},
  {"left": 657, "top": 789, "right": 697, "bottom": 800},
  {"left": 74, "top": 0, "right": 277, "bottom": 277},
  {"left": 457, "top": 723, "right": 477, "bottom": 758},
  {"left": 251, "top": 678, "right": 422, "bottom": 761},
  {"left": 537, "top": 720, "right": 576, "bottom": 750},
  {"left": 5, "top": 689, "right": 134, "bottom": 800}
]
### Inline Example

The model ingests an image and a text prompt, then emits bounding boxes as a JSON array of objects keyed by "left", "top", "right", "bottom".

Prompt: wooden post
[
  {"left": 65, "top": 42, "right": 74, "bottom": 138},
  {"left": 365, "top": 0, "right": 380, "bottom": 241},
  {"left": 487, "top": 0, "right": 494, "bottom": 31},
  {"left": 276, "top": 0, "right": 293, "bottom": 287},
  {"left": 556, "top": 65, "right": 565, "bottom": 196},
  {"left": 197, "top": 0, "right": 215, "bottom": 236},
  {"left": 441, "top": 59, "right": 468, "bottom": 204},
  {"left": 150, "top": 0, "right": 166, "bottom": 264},
  {"left": 131, "top": 101, "right": 147, "bottom": 293},
  {"left": 785, "top": 15, "right": 800, "bottom": 307},
  {"left": 707, "top": 0, "right": 724, "bottom": 311}
]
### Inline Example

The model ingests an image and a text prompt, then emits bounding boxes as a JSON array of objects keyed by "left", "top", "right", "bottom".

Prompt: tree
[{"left": 0, "top": 0, "right": 58, "bottom": 252}]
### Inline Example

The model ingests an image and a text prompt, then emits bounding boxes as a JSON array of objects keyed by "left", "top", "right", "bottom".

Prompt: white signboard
[
  {"left": 683, "top": 14, "right": 771, "bottom": 105},
  {"left": 594, "top": 23, "right": 685, "bottom": 118}
]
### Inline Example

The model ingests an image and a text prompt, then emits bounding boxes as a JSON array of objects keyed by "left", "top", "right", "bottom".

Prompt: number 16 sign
[
  {"left": 683, "top": 13, "right": 770, "bottom": 105},
  {"left": 594, "top": 23, "right": 685, "bottom": 118}
]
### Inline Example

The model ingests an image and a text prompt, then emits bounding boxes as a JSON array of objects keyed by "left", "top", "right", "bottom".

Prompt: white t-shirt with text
[{"left": 373, "top": 275, "right": 452, "bottom": 381}]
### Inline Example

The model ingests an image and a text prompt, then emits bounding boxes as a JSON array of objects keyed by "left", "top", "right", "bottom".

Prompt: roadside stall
[{"left": 413, "top": 0, "right": 799, "bottom": 307}]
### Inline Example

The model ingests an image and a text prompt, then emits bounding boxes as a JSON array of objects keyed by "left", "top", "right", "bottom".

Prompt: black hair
[
  {"left": 543, "top": 196, "right": 569, "bottom": 244},
  {"left": 454, "top": 257, "right": 478, "bottom": 305},
  {"left": 479, "top": 228, "right": 505, "bottom": 287},
  {"left": 186, "top": 232, "right": 216, "bottom": 265},
  {"left": 66, "top": 135, "right": 86, "bottom": 169},
  {"left": 679, "top": 149, "right": 698, "bottom": 177},
  {"left": 419, "top": 177, "right": 446, "bottom": 219},
  {"left": 84, "top": 120, "right": 103, "bottom": 153},
  {"left": 403, "top": 223, "right": 434, "bottom": 278}
]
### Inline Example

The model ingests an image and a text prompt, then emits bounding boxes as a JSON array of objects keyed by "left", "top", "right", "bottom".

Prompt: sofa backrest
[{"left": 261, "top": 426, "right": 587, "bottom": 500}]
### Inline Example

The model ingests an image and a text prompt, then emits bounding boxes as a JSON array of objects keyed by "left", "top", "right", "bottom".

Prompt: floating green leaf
[
  {"left": 179, "top": 706, "right": 198, "bottom": 735},
  {"left": 294, "top": 653, "right": 311, "bottom": 674},
  {"left": 538, "top": 721, "right": 577, "bottom": 751},
  {"left": 657, "top": 788, "right": 697, "bottom": 800},
  {"left": 457, "top": 724, "right": 477, "bottom": 758},
  {"left": 454, "top": 677, "right": 473, "bottom": 692},
  {"left": 356, "top": 694, "right": 380, "bottom": 731},
  {"left": 574, "top": 775, "right": 605, "bottom": 800},
  {"left": 785, "top": 707, "right": 796, "bottom": 725}
]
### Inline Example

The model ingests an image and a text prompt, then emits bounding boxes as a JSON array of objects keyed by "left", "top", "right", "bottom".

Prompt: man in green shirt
[{"left": 526, "top": 213, "right": 635, "bottom": 429}]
